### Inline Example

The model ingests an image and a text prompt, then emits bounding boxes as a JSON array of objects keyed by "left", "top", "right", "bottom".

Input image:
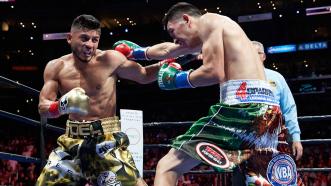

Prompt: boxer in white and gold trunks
[{"left": 36, "top": 14, "right": 161, "bottom": 186}]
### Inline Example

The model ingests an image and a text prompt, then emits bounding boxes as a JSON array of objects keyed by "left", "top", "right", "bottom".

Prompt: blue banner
[
  {"left": 267, "top": 41, "right": 328, "bottom": 54},
  {"left": 297, "top": 41, "right": 328, "bottom": 51},
  {"left": 267, "top": 44, "right": 297, "bottom": 54}
]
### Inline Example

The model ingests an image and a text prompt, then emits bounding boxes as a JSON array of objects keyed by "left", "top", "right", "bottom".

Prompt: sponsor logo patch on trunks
[
  {"left": 97, "top": 171, "right": 121, "bottom": 186},
  {"left": 196, "top": 142, "right": 230, "bottom": 169},
  {"left": 267, "top": 154, "right": 297, "bottom": 186},
  {"left": 235, "top": 82, "right": 274, "bottom": 102}
]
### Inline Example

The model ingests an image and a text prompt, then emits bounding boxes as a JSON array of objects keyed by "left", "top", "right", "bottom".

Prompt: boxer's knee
[{"left": 156, "top": 154, "right": 171, "bottom": 174}]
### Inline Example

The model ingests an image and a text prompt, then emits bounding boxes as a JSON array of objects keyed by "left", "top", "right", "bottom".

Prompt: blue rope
[
  {"left": 0, "top": 152, "right": 41, "bottom": 163},
  {"left": 0, "top": 109, "right": 64, "bottom": 133},
  {"left": 0, "top": 76, "right": 40, "bottom": 96}
]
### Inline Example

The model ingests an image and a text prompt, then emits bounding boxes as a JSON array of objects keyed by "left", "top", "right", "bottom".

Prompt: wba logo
[
  {"left": 267, "top": 154, "right": 297, "bottom": 186},
  {"left": 274, "top": 165, "right": 293, "bottom": 181}
]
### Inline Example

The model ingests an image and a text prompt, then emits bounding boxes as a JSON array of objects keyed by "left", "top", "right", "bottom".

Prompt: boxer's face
[
  {"left": 68, "top": 29, "right": 100, "bottom": 63},
  {"left": 167, "top": 17, "right": 197, "bottom": 48}
]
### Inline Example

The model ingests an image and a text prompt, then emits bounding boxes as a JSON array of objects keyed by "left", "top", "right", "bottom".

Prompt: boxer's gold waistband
[{"left": 65, "top": 116, "right": 120, "bottom": 139}]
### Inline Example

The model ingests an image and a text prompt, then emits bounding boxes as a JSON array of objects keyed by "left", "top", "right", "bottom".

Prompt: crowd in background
[{"left": 1, "top": 0, "right": 330, "bottom": 185}]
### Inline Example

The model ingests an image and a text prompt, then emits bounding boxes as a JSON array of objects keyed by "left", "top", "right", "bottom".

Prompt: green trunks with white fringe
[{"left": 172, "top": 80, "right": 282, "bottom": 171}]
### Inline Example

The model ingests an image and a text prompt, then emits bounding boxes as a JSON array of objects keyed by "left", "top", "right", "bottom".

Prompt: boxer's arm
[
  {"left": 113, "top": 40, "right": 199, "bottom": 60},
  {"left": 189, "top": 28, "right": 224, "bottom": 87},
  {"left": 114, "top": 51, "right": 160, "bottom": 84},
  {"left": 146, "top": 42, "right": 197, "bottom": 60},
  {"left": 39, "top": 60, "right": 61, "bottom": 118},
  {"left": 39, "top": 60, "right": 89, "bottom": 118}
]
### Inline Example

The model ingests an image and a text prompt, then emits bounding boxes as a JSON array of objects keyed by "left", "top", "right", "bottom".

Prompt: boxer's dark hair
[
  {"left": 71, "top": 14, "right": 101, "bottom": 35},
  {"left": 162, "top": 2, "right": 202, "bottom": 30}
]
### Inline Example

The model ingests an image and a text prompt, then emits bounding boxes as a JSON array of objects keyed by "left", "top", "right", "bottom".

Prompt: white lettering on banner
[{"left": 120, "top": 109, "right": 144, "bottom": 176}]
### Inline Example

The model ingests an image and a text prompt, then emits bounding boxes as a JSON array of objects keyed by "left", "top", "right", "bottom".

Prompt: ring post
[{"left": 40, "top": 116, "right": 47, "bottom": 167}]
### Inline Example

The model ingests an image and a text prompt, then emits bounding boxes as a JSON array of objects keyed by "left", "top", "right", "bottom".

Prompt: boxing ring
[{"left": 1, "top": 75, "right": 331, "bottom": 184}]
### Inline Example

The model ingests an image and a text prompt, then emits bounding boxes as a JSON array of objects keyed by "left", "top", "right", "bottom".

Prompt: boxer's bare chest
[{"left": 58, "top": 60, "right": 115, "bottom": 95}]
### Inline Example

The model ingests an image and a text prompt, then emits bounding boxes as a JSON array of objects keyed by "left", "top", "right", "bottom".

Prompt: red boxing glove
[
  {"left": 159, "top": 58, "right": 175, "bottom": 65},
  {"left": 114, "top": 43, "right": 132, "bottom": 57},
  {"left": 113, "top": 40, "right": 150, "bottom": 60},
  {"left": 48, "top": 101, "right": 60, "bottom": 117},
  {"left": 159, "top": 58, "right": 182, "bottom": 70}
]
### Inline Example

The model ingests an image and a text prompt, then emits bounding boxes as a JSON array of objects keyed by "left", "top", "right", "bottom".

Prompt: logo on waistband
[
  {"left": 97, "top": 171, "right": 121, "bottom": 186},
  {"left": 267, "top": 154, "right": 297, "bottom": 186},
  {"left": 236, "top": 82, "right": 248, "bottom": 100},
  {"left": 196, "top": 142, "right": 230, "bottom": 169},
  {"left": 235, "top": 82, "right": 275, "bottom": 103}
]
